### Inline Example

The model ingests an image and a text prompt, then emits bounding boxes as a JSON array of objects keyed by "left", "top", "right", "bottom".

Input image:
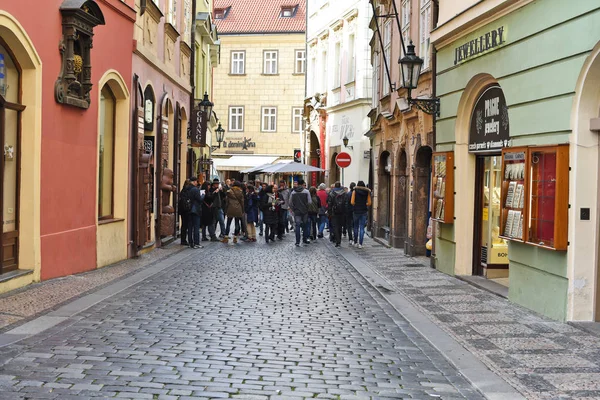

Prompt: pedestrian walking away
[
  {"left": 188, "top": 176, "right": 204, "bottom": 249},
  {"left": 259, "top": 185, "right": 279, "bottom": 243},
  {"left": 178, "top": 179, "right": 192, "bottom": 246},
  {"left": 289, "top": 179, "right": 312, "bottom": 246},
  {"left": 351, "top": 180, "right": 372, "bottom": 249},
  {"left": 346, "top": 182, "right": 356, "bottom": 245},
  {"left": 307, "top": 186, "right": 320, "bottom": 241},
  {"left": 327, "top": 181, "right": 346, "bottom": 247}
]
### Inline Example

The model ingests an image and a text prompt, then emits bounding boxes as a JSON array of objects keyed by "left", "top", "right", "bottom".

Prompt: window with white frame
[
  {"left": 373, "top": 51, "right": 380, "bottom": 105},
  {"left": 167, "top": 0, "right": 177, "bottom": 25},
  {"left": 263, "top": 51, "right": 278, "bottom": 74},
  {"left": 420, "top": 0, "right": 431, "bottom": 70},
  {"left": 346, "top": 34, "right": 355, "bottom": 83},
  {"left": 228, "top": 106, "right": 244, "bottom": 131},
  {"left": 333, "top": 42, "right": 341, "bottom": 88},
  {"left": 292, "top": 108, "right": 303, "bottom": 133},
  {"left": 308, "top": 56, "right": 316, "bottom": 94},
  {"left": 383, "top": 20, "right": 392, "bottom": 96},
  {"left": 295, "top": 50, "right": 306, "bottom": 74},
  {"left": 262, "top": 107, "right": 277, "bottom": 132},
  {"left": 231, "top": 51, "right": 245, "bottom": 74},
  {"left": 401, "top": 0, "right": 411, "bottom": 58},
  {"left": 321, "top": 50, "right": 328, "bottom": 92}
]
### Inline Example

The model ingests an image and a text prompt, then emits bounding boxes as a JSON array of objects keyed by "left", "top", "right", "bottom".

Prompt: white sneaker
[
  {"left": 357, "top": 244, "right": 363, "bottom": 249},
  {"left": 349, "top": 240, "right": 354, "bottom": 246}
]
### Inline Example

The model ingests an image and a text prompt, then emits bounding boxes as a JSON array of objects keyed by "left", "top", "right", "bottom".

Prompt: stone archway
[
  {"left": 377, "top": 151, "right": 392, "bottom": 241},
  {"left": 410, "top": 146, "right": 432, "bottom": 256},
  {"left": 392, "top": 148, "right": 408, "bottom": 249},
  {"left": 330, "top": 152, "right": 340, "bottom": 184}
]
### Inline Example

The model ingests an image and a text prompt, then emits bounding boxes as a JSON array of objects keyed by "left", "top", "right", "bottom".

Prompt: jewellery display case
[
  {"left": 431, "top": 152, "right": 454, "bottom": 224},
  {"left": 500, "top": 148, "right": 528, "bottom": 242}
]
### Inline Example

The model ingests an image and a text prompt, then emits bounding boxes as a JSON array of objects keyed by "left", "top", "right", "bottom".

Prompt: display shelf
[
  {"left": 431, "top": 152, "right": 454, "bottom": 224},
  {"left": 500, "top": 148, "right": 528, "bottom": 242}
]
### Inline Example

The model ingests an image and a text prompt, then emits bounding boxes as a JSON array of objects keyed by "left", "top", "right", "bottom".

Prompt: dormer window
[
  {"left": 55, "top": 0, "right": 105, "bottom": 109},
  {"left": 214, "top": 6, "right": 231, "bottom": 20},
  {"left": 281, "top": 5, "right": 298, "bottom": 18}
]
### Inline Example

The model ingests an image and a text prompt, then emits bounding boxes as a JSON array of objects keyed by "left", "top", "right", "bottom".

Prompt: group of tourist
[{"left": 178, "top": 176, "right": 372, "bottom": 249}]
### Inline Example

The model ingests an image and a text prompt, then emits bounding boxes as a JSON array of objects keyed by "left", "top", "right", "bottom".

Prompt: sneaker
[
  {"left": 202, "top": 237, "right": 209, "bottom": 242},
  {"left": 303, "top": 240, "right": 310, "bottom": 245},
  {"left": 210, "top": 237, "right": 220, "bottom": 242},
  {"left": 259, "top": 232, "right": 263, "bottom": 236},
  {"left": 349, "top": 240, "right": 354, "bottom": 246},
  {"left": 335, "top": 244, "right": 340, "bottom": 248},
  {"left": 181, "top": 242, "right": 188, "bottom": 246},
  {"left": 194, "top": 244, "right": 204, "bottom": 249},
  {"left": 357, "top": 244, "right": 363, "bottom": 249},
  {"left": 295, "top": 243, "right": 301, "bottom": 247},
  {"left": 317, "top": 234, "right": 324, "bottom": 239}
]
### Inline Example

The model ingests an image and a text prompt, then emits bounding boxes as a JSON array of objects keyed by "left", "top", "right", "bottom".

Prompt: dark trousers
[
  {"left": 265, "top": 223, "right": 277, "bottom": 241},
  {"left": 180, "top": 213, "right": 189, "bottom": 244},
  {"left": 225, "top": 217, "right": 243, "bottom": 236},
  {"left": 308, "top": 214, "right": 317, "bottom": 239},
  {"left": 189, "top": 213, "right": 201, "bottom": 246},
  {"left": 294, "top": 214, "right": 308, "bottom": 244},
  {"left": 332, "top": 214, "right": 345, "bottom": 245},
  {"left": 345, "top": 213, "right": 354, "bottom": 241},
  {"left": 277, "top": 211, "right": 288, "bottom": 238},
  {"left": 202, "top": 219, "right": 216, "bottom": 239}
]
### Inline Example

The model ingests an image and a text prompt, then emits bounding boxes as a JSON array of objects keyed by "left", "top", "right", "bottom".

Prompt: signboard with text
[
  {"left": 191, "top": 107, "right": 205, "bottom": 147},
  {"left": 469, "top": 86, "right": 510, "bottom": 154}
]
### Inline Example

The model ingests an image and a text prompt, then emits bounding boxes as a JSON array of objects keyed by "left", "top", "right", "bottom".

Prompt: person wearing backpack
[
  {"left": 351, "top": 180, "right": 372, "bottom": 249},
  {"left": 316, "top": 183, "right": 328, "bottom": 238},
  {"left": 308, "top": 186, "right": 320, "bottom": 241},
  {"left": 178, "top": 179, "right": 192, "bottom": 246},
  {"left": 188, "top": 176, "right": 205, "bottom": 249},
  {"left": 327, "top": 181, "right": 346, "bottom": 248},
  {"left": 345, "top": 182, "right": 356, "bottom": 246},
  {"left": 289, "top": 179, "right": 312, "bottom": 246}
]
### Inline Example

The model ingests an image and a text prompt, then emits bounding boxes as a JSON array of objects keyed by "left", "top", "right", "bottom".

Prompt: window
[
  {"left": 228, "top": 106, "right": 244, "bottom": 131},
  {"left": 281, "top": 5, "right": 298, "bottom": 17},
  {"left": 262, "top": 107, "right": 277, "bottom": 132},
  {"left": 99, "top": 85, "right": 116, "bottom": 219},
  {"left": 372, "top": 51, "right": 380, "bottom": 106},
  {"left": 167, "top": 0, "right": 177, "bottom": 25},
  {"left": 214, "top": 7, "right": 230, "bottom": 19},
  {"left": 292, "top": 108, "right": 303, "bottom": 133},
  {"left": 231, "top": 51, "right": 245, "bottom": 74},
  {"left": 420, "top": 0, "right": 431, "bottom": 69},
  {"left": 321, "top": 50, "right": 327, "bottom": 92},
  {"left": 263, "top": 51, "right": 278, "bottom": 74},
  {"left": 401, "top": 0, "right": 411, "bottom": 58},
  {"left": 333, "top": 42, "right": 341, "bottom": 88},
  {"left": 182, "top": 0, "right": 192, "bottom": 45},
  {"left": 308, "top": 56, "right": 316, "bottom": 94},
  {"left": 347, "top": 34, "right": 355, "bottom": 83},
  {"left": 383, "top": 21, "right": 392, "bottom": 96},
  {"left": 295, "top": 50, "right": 306, "bottom": 74}
]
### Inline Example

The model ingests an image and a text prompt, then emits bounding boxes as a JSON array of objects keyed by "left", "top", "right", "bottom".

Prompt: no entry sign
[{"left": 336, "top": 152, "right": 352, "bottom": 168}]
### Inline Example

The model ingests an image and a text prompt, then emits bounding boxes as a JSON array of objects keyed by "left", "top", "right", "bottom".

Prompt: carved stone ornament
[{"left": 55, "top": 0, "right": 105, "bottom": 109}]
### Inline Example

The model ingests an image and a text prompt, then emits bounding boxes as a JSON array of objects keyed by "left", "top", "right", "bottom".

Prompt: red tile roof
[{"left": 214, "top": 0, "right": 306, "bottom": 34}]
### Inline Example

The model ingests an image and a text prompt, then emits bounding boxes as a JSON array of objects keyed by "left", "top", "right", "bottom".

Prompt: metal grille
[{"left": 481, "top": 246, "right": 488, "bottom": 264}]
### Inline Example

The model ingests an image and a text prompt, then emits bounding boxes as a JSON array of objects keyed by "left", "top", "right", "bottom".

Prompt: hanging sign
[
  {"left": 469, "top": 86, "right": 510, "bottom": 154},
  {"left": 191, "top": 107, "right": 205, "bottom": 147}
]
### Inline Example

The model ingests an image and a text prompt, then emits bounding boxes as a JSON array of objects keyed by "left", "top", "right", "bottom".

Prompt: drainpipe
[
  {"left": 431, "top": 0, "right": 439, "bottom": 268},
  {"left": 130, "top": 73, "right": 140, "bottom": 257}
]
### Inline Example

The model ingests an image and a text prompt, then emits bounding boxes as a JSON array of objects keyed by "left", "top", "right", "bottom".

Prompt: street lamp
[
  {"left": 399, "top": 42, "right": 440, "bottom": 117},
  {"left": 342, "top": 134, "right": 353, "bottom": 150},
  {"left": 199, "top": 92, "right": 214, "bottom": 119},
  {"left": 211, "top": 122, "right": 225, "bottom": 152}
]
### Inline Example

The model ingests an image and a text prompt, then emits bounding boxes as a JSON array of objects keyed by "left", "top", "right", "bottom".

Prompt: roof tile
[{"left": 214, "top": 0, "right": 306, "bottom": 34}]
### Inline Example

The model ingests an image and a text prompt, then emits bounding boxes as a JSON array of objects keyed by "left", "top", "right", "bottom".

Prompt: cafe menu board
[{"left": 431, "top": 152, "right": 454, "bottom": 224}]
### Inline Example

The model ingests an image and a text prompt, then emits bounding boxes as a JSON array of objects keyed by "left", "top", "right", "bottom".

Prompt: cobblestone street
[{"left": 0, "top": 238, "right": 485, "bottom": 399}]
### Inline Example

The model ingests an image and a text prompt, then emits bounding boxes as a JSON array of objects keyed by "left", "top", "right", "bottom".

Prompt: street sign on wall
[{"left": 336, "top": 152, "right": 352, "bottom": 169}]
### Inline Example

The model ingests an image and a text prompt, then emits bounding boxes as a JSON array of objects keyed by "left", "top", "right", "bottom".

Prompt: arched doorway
[
  {"left": 411, "top": 146, "right": 432, "bottom": 256},
  {"left": 309, "top": 130, "right": 321, "bottom": 186},
  {"left": 0, "top": 40, "right": 24, "bottom": 273},
  {"left": 377, "top": 151, "right": 391, "bottom": 241},
  {"left": 157, "top": 97, "right": 175, "bottom": 242},
  {"left": 330, "top": 152, "right": 340, "bottom": 184},
  {"left": 392, "top": 149, "right": 408, "bottom": 249}
]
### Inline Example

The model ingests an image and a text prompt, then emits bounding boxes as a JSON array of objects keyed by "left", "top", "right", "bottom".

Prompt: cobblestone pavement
[
  {"left": 0, "top": 237, "right": 485, "bottom": 399},
  {"left": 0, "top": 245, "right": 185, "bottom": 333},
  {"left": 343, "top": 234, "right": 600, "bottom": 399}
]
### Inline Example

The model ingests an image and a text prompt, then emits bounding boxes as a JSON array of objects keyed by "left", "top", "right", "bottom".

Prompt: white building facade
[{"left": 305, "top": 0, "right": 373, "bottom": 187}]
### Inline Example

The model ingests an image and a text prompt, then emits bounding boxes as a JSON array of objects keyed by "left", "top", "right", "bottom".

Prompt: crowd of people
[{"left": 177, "top": 177, "right": 372, "bottom": 249}]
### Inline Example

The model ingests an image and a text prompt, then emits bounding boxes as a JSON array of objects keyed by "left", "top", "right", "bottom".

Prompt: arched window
[{"left": 98, "top": 84, "right": 116, "bottom": 219}]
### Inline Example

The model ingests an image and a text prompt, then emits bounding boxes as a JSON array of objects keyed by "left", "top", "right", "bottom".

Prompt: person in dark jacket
[
  {"left": 351, "top": 180, "right": 372, "bottom": 248},
  {"left": 245, "top": 185, "right": 259, "bottom": 242},
  {"left": 327, "top": 181, "right": 346, "bottom": 247},
  {"left": 211, "top": 178, "right": 226, "bottom": 238},
  {"left": 200, "top": 181, "right": 218, "bottom": 242},
  {"left": 289, "top": 179, "right": 312, "bottom": 246},
  {"left": 308, "top": 186, "right": 321, "bottom": 241},
  {"left": 179, "top": 179, "right": 191, "bottom": 246},
  {"left": 259, "top": 185, "right": 279, "bottom": 243},
  {"left": 188, "top": 176, "right": 204, "bottom": 249},
  {"left": 345, "top": 182, "right": 356, "bottom": 245}
]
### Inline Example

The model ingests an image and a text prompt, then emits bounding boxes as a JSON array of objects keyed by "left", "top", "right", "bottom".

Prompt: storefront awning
[{"left": 212, "top": 156, "right": 279, "bottom": 172}]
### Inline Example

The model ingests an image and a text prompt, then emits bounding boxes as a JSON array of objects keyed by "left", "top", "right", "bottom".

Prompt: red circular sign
[{"left": 336, "top": 152, "right": 352, "bottom": 168}]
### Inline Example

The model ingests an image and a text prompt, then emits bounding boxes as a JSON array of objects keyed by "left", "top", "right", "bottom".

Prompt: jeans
[
  {"left": 345, "top": 214, "right": 354, "bottom": 242},
  {"left": 180, "top": 213, "right": 189, "bottom": 243},
  {"left": 214, "top": 208, "right": 226, "bottom": 236},
  {"left": 278, "top": 210, "right": 288, "bottom": 238},
  {"left": 190, "top": 213, "right": 201, "bottom": 246},
  {"left": 257, "top": 211, "right": 264, "bottom": 234},
  {"left": 353, "top": 212, "right": 368, "bottom": 245},
  {"left": 317, "top": 214, "right": 327, "bottom": 236},
  {"left": 294, "top": 214, "right": 309, "bottom": 244},
  {"left": 308, "top": 214, "right": 318, "bottom": 239},
  {"left": 225, "top": 217, "right": 243, "bottom": 236}
]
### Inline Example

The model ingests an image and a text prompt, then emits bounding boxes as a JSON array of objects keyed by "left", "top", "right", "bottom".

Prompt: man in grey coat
[{"left": 289, "top": 179, "right": 312, "bottom": 246}]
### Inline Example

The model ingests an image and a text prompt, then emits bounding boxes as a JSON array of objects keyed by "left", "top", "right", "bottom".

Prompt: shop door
[
  {"left": 473, "top": 155, "right": 509, "bottom": 277},
  {"left": 138, "top": 153, "right": 153, "bottom": 247},
  {"left": 0, "top": 96, "right": 23, "bottom": 274}
]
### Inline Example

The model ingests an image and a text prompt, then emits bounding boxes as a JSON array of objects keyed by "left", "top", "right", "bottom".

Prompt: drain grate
[{"left": 403, "top": 263, "right": 426, "bottom": 268}]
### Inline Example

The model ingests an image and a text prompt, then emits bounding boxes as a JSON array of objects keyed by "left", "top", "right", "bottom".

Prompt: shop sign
[
  {"left": 223, "top": 137, "right": 255, "bottom": 150},
  {"left": 454, "top": 26, "right": 506, "bottom": 65},
  {"left": 469, "top": 86, "right": 510, "bottom": 154},
  {"left": 191, "top": 107, "right": 206, "bottom": 147}
]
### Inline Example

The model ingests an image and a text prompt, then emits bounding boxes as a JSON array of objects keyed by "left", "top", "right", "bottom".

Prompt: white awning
[{"left": 212, "top": 156, "right": 279, "bottom": 172}]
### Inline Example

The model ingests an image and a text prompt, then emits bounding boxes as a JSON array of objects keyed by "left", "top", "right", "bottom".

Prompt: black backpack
[
  {"left": 179, "top": 189, "right": 193, "bottom": 214},
  {"left": 332, "top": 191, "right": 346, "bottom": 215}
]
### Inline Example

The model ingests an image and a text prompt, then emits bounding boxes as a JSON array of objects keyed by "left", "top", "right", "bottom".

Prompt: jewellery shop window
[
  {"left": 500, "top": 145, "right": 569, "bottom": 251},
  {"left": 431, "top": 152, "right": 454, "bottom": 224}
]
